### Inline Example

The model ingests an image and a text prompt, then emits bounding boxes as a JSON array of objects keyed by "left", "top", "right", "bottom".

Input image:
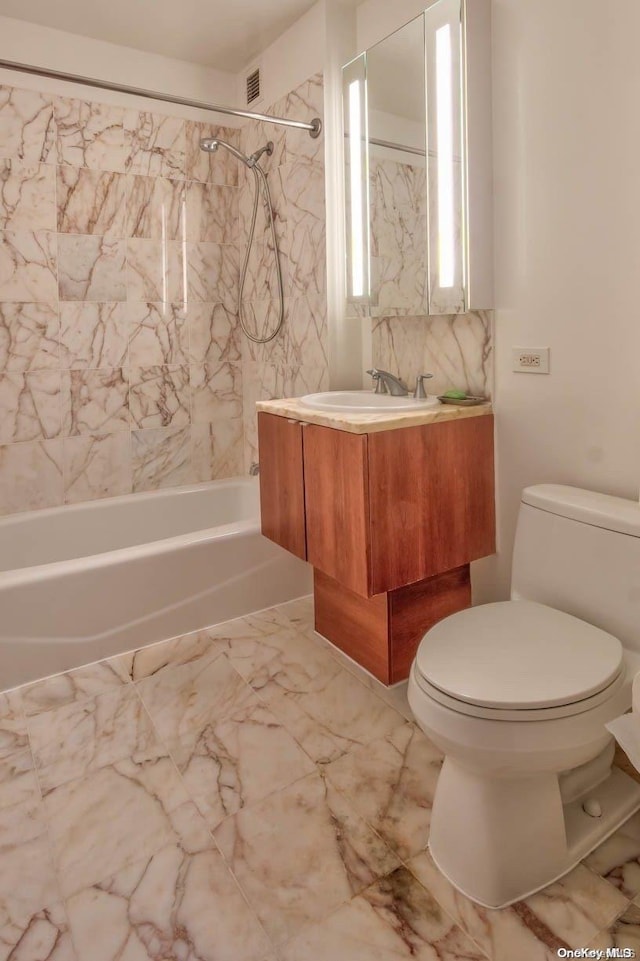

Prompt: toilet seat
[
  {"left": 413, "top": 665, "right": 626, "bottom": 721},
  {"left": 414, "top": 600, "right": 624, "bottom": 720}
]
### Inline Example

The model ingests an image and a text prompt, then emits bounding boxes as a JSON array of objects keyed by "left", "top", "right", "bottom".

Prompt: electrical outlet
[{"left": 512, "top": 347, "right": 550, "bottom": 374}]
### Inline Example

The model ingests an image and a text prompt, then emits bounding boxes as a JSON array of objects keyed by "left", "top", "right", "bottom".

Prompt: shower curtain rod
[
  {"left": 369, "top": 137, "right": 426, "bottom": 158},
  {"left": 0, "top": 58, "right": 323, "bottom": 137}
]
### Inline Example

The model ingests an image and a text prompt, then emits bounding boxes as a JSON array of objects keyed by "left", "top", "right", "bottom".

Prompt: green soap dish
[{"left": 437, "top": 394, "right": 488, "bottom": 406}]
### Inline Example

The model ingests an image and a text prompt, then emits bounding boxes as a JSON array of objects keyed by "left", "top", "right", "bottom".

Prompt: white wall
[
  {"left": 474, "top": 0, "right": 640, "bottom": 603},
  {"left": 237, "top": 2, "right": 327, "bottom": 109},
  {"left": 0, "top": 14, "right": 237, "bottom": 123}
]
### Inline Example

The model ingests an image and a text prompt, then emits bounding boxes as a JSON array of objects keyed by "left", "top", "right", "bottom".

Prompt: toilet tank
[{"left": 512, "top": 485, "right": 640, "bottom": 651}]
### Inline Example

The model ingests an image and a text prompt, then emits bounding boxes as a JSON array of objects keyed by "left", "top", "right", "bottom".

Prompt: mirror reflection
[
  {"left": 367, "top": 15, "right": 428, "bottom": 315},
  {"left": 344, "top": 0, "right": 475, "bottom": 316}
]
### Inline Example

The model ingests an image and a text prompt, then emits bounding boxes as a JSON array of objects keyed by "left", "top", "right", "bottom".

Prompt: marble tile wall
[
  {"left": 0, "top": 83, "right": 244, "bottom": 515},
  {"left": 371, "top": 311, "right": 494, "bottom": 400},
  {"left": 238, "top": 73, "right": 329, "bottom": 469}
]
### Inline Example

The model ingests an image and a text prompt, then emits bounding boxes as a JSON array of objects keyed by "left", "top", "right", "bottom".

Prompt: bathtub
[{"left": 0, "top": 477, "right": 312, "bottom": 690}]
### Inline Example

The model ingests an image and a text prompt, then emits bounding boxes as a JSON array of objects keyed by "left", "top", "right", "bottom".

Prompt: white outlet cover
[{"left": 512, "top": 347, "right": 550, "bottom": 374}]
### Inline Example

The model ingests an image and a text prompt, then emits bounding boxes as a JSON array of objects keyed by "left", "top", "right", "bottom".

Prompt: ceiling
[{"left": 0, "top": 0, "right": 356, "bottom": 72}]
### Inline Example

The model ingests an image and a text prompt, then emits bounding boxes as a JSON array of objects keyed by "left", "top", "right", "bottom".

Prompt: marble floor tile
[
  {"left": 280, "top": 866, "right": 487, "bottom": 961},
  {"left": 43, "top": 755, "right": 196, "bottom": 898},
  {"left": 115, "top": 628, "right": 220, "bottom": 683},
  {"left": 0, "top": 902, "right": 77, "bottom": 961},
  {"left": 5, "top": 599, "right": 638, "bottom": 961},
  {"left": 214, "top": 771, "right": 400, "bottom": 945},
  {"left": 0, "top": 689, "right": 28, "bottom": 760},
  {"left": 202, "top": 608, "right": 304, "bottom": 680},
  {"left": 167, "top": 695, "right": 315, "bottom": 830},
  {"left": 0, "top": 795, "right": 61, "bottom": 954},
  {"left": 323, "top": 721, "right": 442, "bottom": 860},
  {"left": 21, "top": 657, "right": 131, "bottom": 717},
  {"left": 136, "top": 652, "right": 255, "bottom": 744},
  {"left": 28, "top": 686, "right": 160, "bottom": 792},
  {"left": 0, "top": 749, "right": 39, "bottom": 811},
  {"left": 590, "top": 901, "right": 640, "bottom": 954},
  {"left": 274, "top": 595, "right": 314, "bottom": 632},
  {"left": 260, "top": 661, "right": 405, "bottom": 765},
  {"left": 584, "top": 808, "right": 640, "bottom": 898},
  {"left": 523, "top": 863, "right": 630, "bottom": 947},
  {"left": 308, "top": 625, "right": 415, "bottom": 722},
  {"left": 243, "top": 626, "right": 344, "bottom": 702},
  {"left": 65, "top": 830, "right": 274, "bottom": 961},
  {"left": 407, "top": 850, "right": 629, "bottom": 961}
]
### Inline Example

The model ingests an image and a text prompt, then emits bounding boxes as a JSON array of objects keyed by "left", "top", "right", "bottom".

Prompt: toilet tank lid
[{"left": 522, "top": 485, "right": 640, "bottom": 538}]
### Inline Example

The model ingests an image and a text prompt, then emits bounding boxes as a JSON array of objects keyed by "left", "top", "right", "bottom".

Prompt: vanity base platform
[{"left": 314, "top": 564, "right": 471, "bottom": 684}]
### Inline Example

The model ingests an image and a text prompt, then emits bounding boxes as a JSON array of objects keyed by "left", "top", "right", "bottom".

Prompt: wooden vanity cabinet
[{"left": 258, "top": 409, "right": 495, "bottom": 683}]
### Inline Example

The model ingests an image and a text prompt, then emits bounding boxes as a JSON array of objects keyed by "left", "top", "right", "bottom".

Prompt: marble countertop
[{"left": 256, "top": 396, "right": 493, "bottom": 434}]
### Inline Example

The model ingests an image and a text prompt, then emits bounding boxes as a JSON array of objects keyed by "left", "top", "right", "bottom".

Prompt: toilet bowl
[{"left": 408, "top": 484, "right": 640, "bottom": 908}]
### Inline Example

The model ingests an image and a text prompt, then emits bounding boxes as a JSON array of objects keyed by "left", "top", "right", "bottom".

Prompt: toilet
[{"left": 408, "top": 484, "right": 640, "bottom": 909}]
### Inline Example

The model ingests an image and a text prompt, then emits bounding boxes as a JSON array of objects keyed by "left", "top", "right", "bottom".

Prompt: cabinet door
[
  {"left": 303, "top": 424, "right": 370, "bottom": 596},
  {"left": 367, "top": 415, "right": 496, "bottom": 594},
  {"left": 258, "top": 412, "right": 307, "bottom": 560}
]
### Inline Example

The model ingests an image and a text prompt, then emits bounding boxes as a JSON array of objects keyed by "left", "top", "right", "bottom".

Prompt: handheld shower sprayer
[{"left": 199, "top": 138, "right": 274, "bottom": 168}]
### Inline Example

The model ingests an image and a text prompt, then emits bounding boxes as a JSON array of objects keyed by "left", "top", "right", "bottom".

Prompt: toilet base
[{"left": 429, "top": 759, "right": 640, "bottom": 909}]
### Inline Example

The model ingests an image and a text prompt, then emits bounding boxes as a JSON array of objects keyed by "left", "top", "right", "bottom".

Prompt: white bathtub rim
[
  {"left": 1, "top": 591, "right": 314, "bottom": 697},
  {"left": 0, "top": 476, "right": 257, "bottom": 534},
  {"left": 0, "top": 515, "right": 261, "bottom": 589}
]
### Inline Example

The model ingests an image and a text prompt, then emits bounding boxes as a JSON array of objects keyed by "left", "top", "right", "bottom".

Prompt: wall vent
[{"left": 246, "top": 67, "right": 261, "bottom": 105}]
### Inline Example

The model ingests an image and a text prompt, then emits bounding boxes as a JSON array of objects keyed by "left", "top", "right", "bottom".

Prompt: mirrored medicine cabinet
[{"left": 343, "top": 0, "right": 492, "bottom": 316}]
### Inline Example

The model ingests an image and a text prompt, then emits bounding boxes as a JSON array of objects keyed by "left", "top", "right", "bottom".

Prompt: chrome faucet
[
  {"left": 366, "top": 368, "right": 409, "bottom": 397},
  {"left": 414, "top": 373, "right": 434, "bottom": 399}
]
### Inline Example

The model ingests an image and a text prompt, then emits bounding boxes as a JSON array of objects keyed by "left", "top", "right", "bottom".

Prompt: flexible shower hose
[{"left": 239, "top": 163, "right": 285, "bottom": 344}]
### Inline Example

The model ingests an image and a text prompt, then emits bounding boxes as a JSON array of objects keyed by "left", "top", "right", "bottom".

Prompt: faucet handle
[
  {"left": 366, "top": 368, "right": 388, "bottom": 394},
  {"left": 414, "top": 373, "right": 434, "bottom": 399}
]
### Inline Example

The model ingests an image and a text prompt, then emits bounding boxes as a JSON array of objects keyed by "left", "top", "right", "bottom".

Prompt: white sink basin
[{"left": 299, "top": 390, "right": 441, "bottom": 413}]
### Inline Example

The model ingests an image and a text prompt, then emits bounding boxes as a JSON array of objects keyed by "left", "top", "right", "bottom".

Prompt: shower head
[
  {"left": 199, "top": 137, "right": 273, "bottom": 169},
  {"left": 199, "top": 137, "right": 250, "bottom": 166}
]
